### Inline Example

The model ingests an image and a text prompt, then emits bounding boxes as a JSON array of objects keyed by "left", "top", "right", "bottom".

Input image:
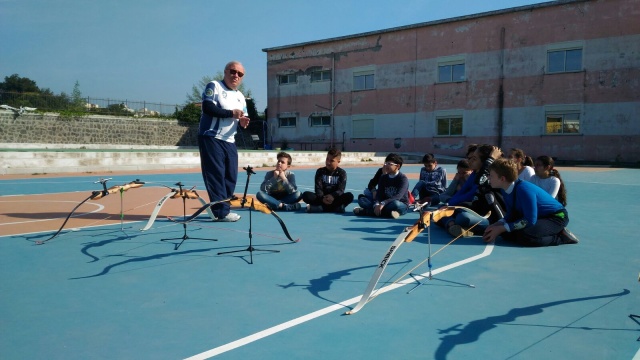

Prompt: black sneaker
[
  {"left": 306, "top": 205, "right": 323, "bottom": 213},
  {"left": 448, "top": 224, "right": 472, "bottom": 238},
  {"left": 283, "top": 203, "right": 301, "bottom": 211},
  {"left": 559, "top": 228, "right": 579, "bottom": 244},
  {"left": 336, "top": 204, "right": 346, "bottom": 213}
]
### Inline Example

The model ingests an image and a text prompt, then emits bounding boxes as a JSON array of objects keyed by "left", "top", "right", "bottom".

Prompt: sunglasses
[
  {"left": 228, "top": 69, "right": 244, "bottom": 78},
  {"left": 384, "top": 162, "right": 398, "bottom": 167}
]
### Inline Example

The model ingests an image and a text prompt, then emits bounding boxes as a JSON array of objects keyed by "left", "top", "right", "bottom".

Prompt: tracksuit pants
[{"left": 199, "top": 135, "right": 238, "bottom": 219}]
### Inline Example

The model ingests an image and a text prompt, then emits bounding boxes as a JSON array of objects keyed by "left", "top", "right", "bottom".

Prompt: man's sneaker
[
  {"left": 390, "top": 211, "right": 400, "bottom": 219},
  {"left": 306, "top": 205, "right": 323, "bottom": 213},
  {"left": 283, "top": 203, "right": 301, "bottom": 211},
  {"left": 216, "top": 212, "right": 241, "bottom": 222},
  {"left": 336, "top": 204, "right": 346, "bottom": 213},
  {"left": 559, "top": 228, "right": 579, "bottom": 244},
  {"left": 353, "top": 207, "right": 365, "bottom": 216},
  {"left": 448, "top": 224, "right": 472, "bottom": 237}
]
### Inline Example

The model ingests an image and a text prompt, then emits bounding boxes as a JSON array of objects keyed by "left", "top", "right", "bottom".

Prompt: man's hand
[
  {"left": 232, "top": 109, "right": 244, "bottom": 119},
  {"left": 239, "top": 116, "right": 250, "bottom": 129},
  {"left": 322, "top": 194, "right": 335, "bottom": 205},
  {"left": 373, "top": 204, "right": 383, "bottom": 216}
]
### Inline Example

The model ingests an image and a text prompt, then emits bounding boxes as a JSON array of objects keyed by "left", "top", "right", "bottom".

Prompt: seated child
[
  {"left": 430, "top": 159, "right": 471, "bottom": 206},
  {"left": 353, "top": 153, "right": 410, "bottom": 219},
  {"left": 483, "top": 158, "right": 579, "bottom": 246},
  {"left": 410, "top": 153, "right": 447, "bottom": 203},
  {"left": 358, "top": 166, "right": 387, "bottom": 204},
  {"left": 256, "top": 151, "right": 302, "bottom": 211},
  {"left": 439, "top": 144, "right": 505, "bottom": 238},
  {"left": 509, "top": 148, "right": 535, "bottom": 181},
  {"left": 302, "top": 148, "right": 354, "bottom": 213},
  {"left": 528, "top": 155, "right": 567, "bottom": 206}
]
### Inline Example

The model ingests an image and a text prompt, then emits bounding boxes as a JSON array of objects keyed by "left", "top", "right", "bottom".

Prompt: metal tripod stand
[{"left": 161, "top": 182, "right": 217, "bottom": 250}]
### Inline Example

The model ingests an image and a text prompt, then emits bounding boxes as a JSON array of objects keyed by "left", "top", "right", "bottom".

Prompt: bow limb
[
  {"left": 167, "top": 197, "right": 235, "bottom": 224},
  {"left": 345, "top": 227, "right": 410, "bottom": 315},
  {"left": 229, "top": 196, "right": 299, "bottom": 242},
  {"left": 387, "top": 211, "right": 492, "bottom": 290},
  {"left": 250, "top": 200, "right": 299, "bottom": 242},
  {"left": 347, "top": 206, "right": 489, "bottom": 314},
  {"left": 267, "top": 209, "right": 299, "bottom": 242},
  {"left": 404, "top": 206, "right": 457, "bottom": 243},
  {"left": 36, "top": 192, "right": 99, "bottom": 245},
  {"left": 91, "top": 179, "right": 145, "bottom": 200},
  {"left": 140, "top": 192, "right": 174, "bottom": 231}
]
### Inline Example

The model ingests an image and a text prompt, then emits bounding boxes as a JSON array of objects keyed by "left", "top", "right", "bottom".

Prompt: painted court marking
[
  {"left": 0, "top": 200, "right": 105, "bottom": 226},
  {"left": 185, "top": 241, "right": 495, "bottom": 359}
]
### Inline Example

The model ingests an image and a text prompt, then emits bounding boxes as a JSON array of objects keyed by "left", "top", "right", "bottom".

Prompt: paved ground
[{"left": 1, "top": 164, "right": 639, "bottom": 359}]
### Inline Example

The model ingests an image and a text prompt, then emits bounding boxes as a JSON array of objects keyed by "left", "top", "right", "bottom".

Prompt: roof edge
[{"left": 261, "top": 0, "right": 588, "bottom": 52}]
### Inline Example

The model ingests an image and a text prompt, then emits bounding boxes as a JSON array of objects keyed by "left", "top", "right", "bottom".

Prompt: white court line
[
  {"left": 0, "top": 200, "right": 104, "bottom": 226},
  {"left": 185, "top": 241, "right": 495, "bottom": 359}
]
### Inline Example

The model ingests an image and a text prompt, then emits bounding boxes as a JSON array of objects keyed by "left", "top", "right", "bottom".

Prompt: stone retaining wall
[{"left": 0, "top": 112, "right": 198, "bottom": 146}]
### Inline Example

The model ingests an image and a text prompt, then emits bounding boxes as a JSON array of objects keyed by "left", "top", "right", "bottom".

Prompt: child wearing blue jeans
[
  {"left": 256, "top": 152, "right": 301, "bottom": 211},
  {"left": 353, "top": 153, "right": 409, "bottom": 219},
  {"left": 410, "top": 153, "right": 447, "bottom": 204}
]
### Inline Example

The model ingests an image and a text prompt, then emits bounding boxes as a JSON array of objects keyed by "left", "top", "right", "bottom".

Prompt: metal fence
[{"left": 0, "top": 91, "right": 183, "bottom": 117}]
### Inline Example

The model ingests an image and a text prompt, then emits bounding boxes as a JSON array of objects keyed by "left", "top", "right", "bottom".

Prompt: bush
[{"left": 175, "top": 103, "right": 201, "bottom": 123}]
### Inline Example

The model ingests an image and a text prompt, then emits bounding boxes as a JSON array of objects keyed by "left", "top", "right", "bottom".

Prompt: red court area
[{"left": 0, "top": 187, "right": 204, "bottom": 238}]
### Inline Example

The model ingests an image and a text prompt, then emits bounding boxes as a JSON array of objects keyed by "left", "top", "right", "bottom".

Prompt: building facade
[{"left": 262, "top": 0, "right": 639, "bottom": 162}]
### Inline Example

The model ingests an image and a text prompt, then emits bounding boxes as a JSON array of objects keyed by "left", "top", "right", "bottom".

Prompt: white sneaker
[{"left": 216, "top": 212, "right": 241, "bottom": 222}]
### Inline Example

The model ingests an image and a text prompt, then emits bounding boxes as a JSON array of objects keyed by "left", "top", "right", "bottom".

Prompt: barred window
[
  {"left": 278, "top": 74, "right": 297, "bottom": 85},
  {"left": 311, "top": 70, "right": 331, "bottom": 82},
  {"left": 436, "top": 116, "right": 463, "bottom": 136},
  {"left": 279, "top": 116, "right": 297, "bottom": 127}
]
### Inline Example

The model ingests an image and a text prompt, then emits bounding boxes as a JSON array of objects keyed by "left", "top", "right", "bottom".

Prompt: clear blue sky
[{"left": 1, "top": 0, "right": 547, "bottom": 111}]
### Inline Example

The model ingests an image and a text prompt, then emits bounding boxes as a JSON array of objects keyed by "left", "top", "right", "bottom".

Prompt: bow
[
  {"left": 36, "top": 179, "right": 145, "bottom": 245},
  {"left": 229, "top": 196, "right": 299, "bottom": 243},
  {"left": 166, "top": 196, "right": 236, "bottom": 224},
  {"left": 166, "top": 194, "right": 298, "bottom": 243},
  {"left": 346, "top": 205, "right": 488, "bottom": 315},
  {"left": 141, "top": 183, "right": 215, "bottom": 231}
]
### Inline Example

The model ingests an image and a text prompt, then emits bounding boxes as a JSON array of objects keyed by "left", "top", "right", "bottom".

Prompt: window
[
  {"left": 278, "top": 74, "right": 297, "bottom": 85},
  {"left": 545, "top": 112, "right": 580, "bottom": 134},
  {"left": 547, "top": 49, "right": 582, "bottom": 73},
  {"left": 353, "top": 69, "right": 375, "bottom": 91},
  {"left": 310, "top": 115, "right": 331, "bottom": 127},
  {"left": 547, "top": 41, "right": 583, "bottom": 73},
  {"left": 279, "top": 116, "right": 297, "bottom": 128},
  {"left": 436, "top": 116, "right": 463, "bottom": 136},
  {"left": 352, "top": 118, "right": 374, "bottom": 138},
  {"left": 437, "top": 55, "right": 466, "bottom": 83},
  {"left": 311, "top": 70, "right": 331, "bottom": 82}
]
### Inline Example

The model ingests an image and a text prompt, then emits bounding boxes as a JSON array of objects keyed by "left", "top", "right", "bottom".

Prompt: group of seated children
[
  {"left": 256, "top": 148, "right": 353, "bottom": 214},
  {"left": 254, "top": 145, "right": 578, "bottom": 247},
  {"left": 436, "top": 144, "right": 577, "bottom": 246}
]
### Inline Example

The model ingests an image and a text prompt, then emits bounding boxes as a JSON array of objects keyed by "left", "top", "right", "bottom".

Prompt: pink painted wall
[{"left": 264, "top": 0, "right": 640, "bottom": 163}]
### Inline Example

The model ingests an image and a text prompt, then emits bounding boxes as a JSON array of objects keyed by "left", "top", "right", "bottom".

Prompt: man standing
[{"left": 198, "top": 61, "right": 250, "bottom": 221}]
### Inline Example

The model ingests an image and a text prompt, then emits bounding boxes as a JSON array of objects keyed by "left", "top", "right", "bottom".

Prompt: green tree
[
  {"left": 71, "top": 80, "right": 84, "bottom": 110},
  {"left": 175, "top": 103, "right": 201, "bottom": 123},
  {"left": 0, "top": 74, "right": 40, "bottom": 93}
]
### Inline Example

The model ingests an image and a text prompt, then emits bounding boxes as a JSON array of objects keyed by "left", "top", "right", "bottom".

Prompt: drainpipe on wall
[
  {"left": 497, "top": 27, "right": 505, "bottom": 148},
  {"left": 331, "top": 53, "right": 336, "bottom": 148}
]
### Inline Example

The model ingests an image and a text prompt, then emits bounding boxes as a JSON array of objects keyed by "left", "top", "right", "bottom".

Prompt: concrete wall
[
  {"left": 0, "top": 112, "right": 199, "bottom": 146},
  {"left": 263, "top": 0, "right": 640, "bottom": 163}
]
